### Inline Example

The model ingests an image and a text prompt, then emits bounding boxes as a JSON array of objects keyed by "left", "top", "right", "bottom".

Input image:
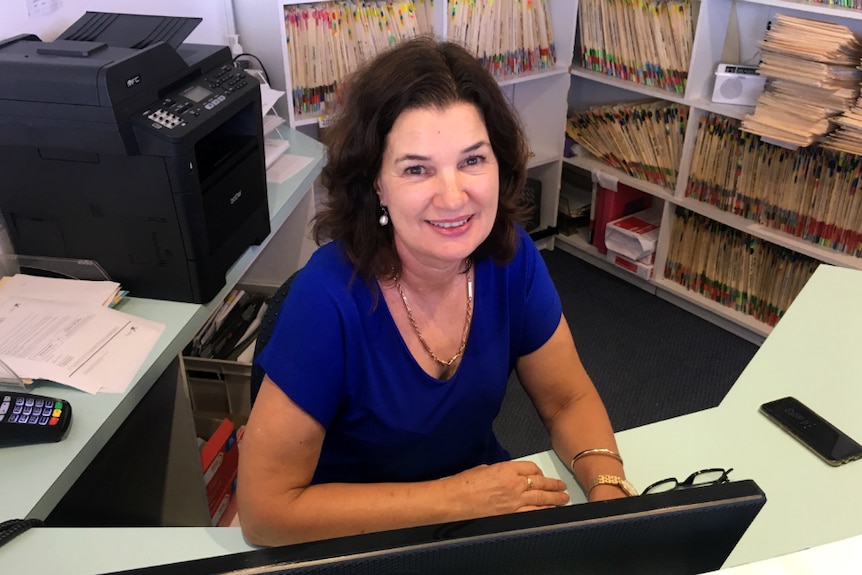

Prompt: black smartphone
[{"left": 759, "top": 396, "right": 862, "bottom": 466}]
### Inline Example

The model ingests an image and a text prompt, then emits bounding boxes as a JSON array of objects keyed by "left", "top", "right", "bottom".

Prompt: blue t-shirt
[{"left": 256, "top": 227, "right": 562, "bottom": 484}]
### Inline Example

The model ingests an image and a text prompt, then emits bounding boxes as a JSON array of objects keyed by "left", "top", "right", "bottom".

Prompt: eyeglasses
[{"left": 641, "top": 468, "right": 733, "bottom": 495}]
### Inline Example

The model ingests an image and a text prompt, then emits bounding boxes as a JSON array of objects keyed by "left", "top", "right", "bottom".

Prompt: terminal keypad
[{"left": 0, "top": 392, "right": 72, "bottom": 446}]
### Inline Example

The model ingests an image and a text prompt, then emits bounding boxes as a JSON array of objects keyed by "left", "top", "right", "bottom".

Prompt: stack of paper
[
  {"left": 0, "top": 275, "right": 164, "bottom": 394},
  {"left": 0, "top": 274, "right": 126, "bottom": 307},
  {"left": 741, "top": 14, "right": 862, "bottom": 147},
  {"left": 822, "top": 81, "right": 862, "bottom": 154}
]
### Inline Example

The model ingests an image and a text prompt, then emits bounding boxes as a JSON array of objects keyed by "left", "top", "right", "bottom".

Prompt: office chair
[{"left": 249, "top": 268, "right": 301, "bottom": 405}]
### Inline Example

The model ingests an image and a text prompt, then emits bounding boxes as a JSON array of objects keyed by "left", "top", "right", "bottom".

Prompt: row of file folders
[
  {"left": 186, "top": 289, "right": 269, "bottom": 362},
  {"left": 665, "top": 209, "right": 820, "bottom": 328},
  {"left": 687, "top": 113, "right": 862, "bottom": 258},
  {"left": 283, "top": 0, "right": 556, "bottom": 119},
  {"left": 576, "top": 0, "right": 694, "bottom": 94},
  {"left": 566, "top": 101, "right": 862, "bottom": 259}
]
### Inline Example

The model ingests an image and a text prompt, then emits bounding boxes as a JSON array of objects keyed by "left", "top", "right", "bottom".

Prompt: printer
[{"left": 0, "top": 12, "right": 271, "bottom": 303}]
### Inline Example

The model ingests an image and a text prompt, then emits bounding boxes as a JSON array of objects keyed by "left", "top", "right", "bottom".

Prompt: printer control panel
[{"left": 136, "top": 64, "right": 252, "bottom": 136}]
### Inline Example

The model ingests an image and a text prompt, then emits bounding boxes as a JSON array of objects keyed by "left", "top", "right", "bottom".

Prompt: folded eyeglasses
[{"left": 641, "top": 468, "right": 733, "bottom": 495}]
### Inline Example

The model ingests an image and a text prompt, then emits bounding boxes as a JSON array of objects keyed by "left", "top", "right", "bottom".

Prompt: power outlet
[{"left": 26, "top": 0, "right": 62, "bottom": 18}]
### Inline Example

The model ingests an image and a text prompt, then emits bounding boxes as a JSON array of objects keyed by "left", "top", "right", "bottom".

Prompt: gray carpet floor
[{"left": 493, "top": 248, "right": 760, "bottom": 458}]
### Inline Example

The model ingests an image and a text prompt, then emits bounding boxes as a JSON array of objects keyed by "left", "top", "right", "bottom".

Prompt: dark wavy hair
[{"left": 313, "top": 35, "right": 531, "bottom": 285}]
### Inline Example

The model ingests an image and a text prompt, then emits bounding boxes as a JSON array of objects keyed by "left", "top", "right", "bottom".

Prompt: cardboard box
[
  {"left": 606, "top": 250, "right": 654, "bottom": 280},
  {"left": 605, "top": 208, "right": 661, "bottom": 262}
]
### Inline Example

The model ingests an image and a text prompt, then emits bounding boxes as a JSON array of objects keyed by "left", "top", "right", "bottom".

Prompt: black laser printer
[{"left": 0, "top": 12, "right": 271, "bottom": 303}]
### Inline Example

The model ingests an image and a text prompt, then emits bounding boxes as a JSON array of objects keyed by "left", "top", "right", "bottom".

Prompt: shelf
[
  {"left": 569, "top": 67, "right": 688, "bottom": 107},
  {"left": 741, "top": 0, "right": 862, "bottom": 19},
  {"left": 561, "top": 153, "right": 862, "bottom": 271},
  {"left": 686, "top": 98, "right": 754, "bottom": 121},
  {"left": 570, "top": 68, "right": 757, "bottom": 120},
  {"left": 554, "top": 232, "right": 771, "bottom": 342},
  {"left": 672, "top": 196, "right": 862, "bottom": 271},
  {"left": 554, "top": 231, "right": 657, "bottom": 293},
  {"left": 563, "top": 156, "right": 676, "bottom": 203},
  {"left": 292, "top": 113, "right": 320, "bottom": 128},
  {"left": 653, "top": 277, "right": 772, "bottom": 341},
  {"left": 497, "top": 65, "right": 571, "bottom": 87},
  {"left": 555, "top": 227, "right": 595, "bottom": 254}
]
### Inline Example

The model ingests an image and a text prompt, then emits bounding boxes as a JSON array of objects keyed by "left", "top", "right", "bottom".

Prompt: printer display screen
[{"left": 183, "top": 85, "right": 211, "bottom": 102}]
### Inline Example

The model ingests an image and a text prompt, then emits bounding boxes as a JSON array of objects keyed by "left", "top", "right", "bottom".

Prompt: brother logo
[
  {"left": 230, "top": 190, "right": 243, "bottom": 205},
  {"left": 126, "top": 75, "right": 141, "bottom": 88}
]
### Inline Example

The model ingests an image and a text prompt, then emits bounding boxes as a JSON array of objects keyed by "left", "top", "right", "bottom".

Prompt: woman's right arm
[{"left": 236, "top": 376, "right": 569, "bottom": 547}]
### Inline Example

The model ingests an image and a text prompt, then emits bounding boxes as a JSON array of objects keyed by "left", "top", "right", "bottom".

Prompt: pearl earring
[{"left": 378, "top": 206, "right": 390, "bottom": 227}]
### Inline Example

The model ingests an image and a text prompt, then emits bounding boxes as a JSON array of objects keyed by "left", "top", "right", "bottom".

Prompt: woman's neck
[{"left": 396, "top": 258, "right": 470, "bottom": 297}]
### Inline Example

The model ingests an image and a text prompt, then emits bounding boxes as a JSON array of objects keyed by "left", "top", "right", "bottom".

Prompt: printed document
[{"left": 0, "top": 297, "right": 164, "bottom": 394}]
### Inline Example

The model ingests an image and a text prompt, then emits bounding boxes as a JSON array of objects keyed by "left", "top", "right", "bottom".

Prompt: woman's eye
[
  {"left": 405, "top": 165, "right": 425, "bottom": 175},
  {"left": 464, "top": 155, "right": 485, "bottom": 167}
]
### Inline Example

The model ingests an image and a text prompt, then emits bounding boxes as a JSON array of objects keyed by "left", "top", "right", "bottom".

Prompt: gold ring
[{"left": 526, "top": 476, "right": 534, "bottom": 490}]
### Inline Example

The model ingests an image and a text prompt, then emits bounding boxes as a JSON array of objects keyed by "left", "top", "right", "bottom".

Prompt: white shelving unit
[
  {"left": 556, "top": 0, "right": 862, "bottom": 344},
  {"left": 236, "top": 1, "right": 577, "bottom": 239},
  {"left": 234, "top": 0, "right": 862, "bottom": 344}
]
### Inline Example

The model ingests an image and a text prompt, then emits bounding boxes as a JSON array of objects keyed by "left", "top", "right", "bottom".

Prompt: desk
[
  {"left": 0, "top": 127, "right": 325, "bottom": 524},
  {"left": 616, "top": 264, "right": 862, "bottom": 568},
  {"left": 2, "top": 258, "right": 861, "bottom": 572}
]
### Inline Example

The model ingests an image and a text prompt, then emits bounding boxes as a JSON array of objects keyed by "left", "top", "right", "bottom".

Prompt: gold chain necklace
[{"left": 394, "top": 262, "right": 474, "bottom": 369}]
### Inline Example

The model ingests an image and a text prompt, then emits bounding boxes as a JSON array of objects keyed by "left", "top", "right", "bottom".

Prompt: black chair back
[{"left": 250, "top": 269, "right": 301, "bottom": 404}]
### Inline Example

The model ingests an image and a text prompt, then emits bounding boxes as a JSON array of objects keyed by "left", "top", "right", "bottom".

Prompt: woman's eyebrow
[{"left": 393, "top": 141, "right": 489, "bottom": 164}]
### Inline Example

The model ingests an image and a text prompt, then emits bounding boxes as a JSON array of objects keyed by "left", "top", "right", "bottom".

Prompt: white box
[
  {"left": 605, "top": 208, "right": 661, "bottom": 262},
  {"left": 606, "top": 250, "right": 654, "bottom": 280},
  {"left": 712, "top": 64, "right": 766, "bottom": 106}
]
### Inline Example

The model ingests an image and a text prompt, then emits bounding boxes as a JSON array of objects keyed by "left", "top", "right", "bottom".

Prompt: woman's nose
[{"left": 436, "top": 170, "right": 466, "bottom": 207}]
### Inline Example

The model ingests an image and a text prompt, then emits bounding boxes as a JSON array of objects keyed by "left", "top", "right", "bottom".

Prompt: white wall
[
  {"left": 0, "top": 0, "right": 234, "bottom": 45},
  {"left": 232, "top": 0, "right": 289, "bottom": 113}
]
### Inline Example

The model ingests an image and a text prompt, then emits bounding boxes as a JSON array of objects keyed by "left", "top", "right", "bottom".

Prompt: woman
[{"left": 237, "top": 36, "right": 631, "bottom": 547}]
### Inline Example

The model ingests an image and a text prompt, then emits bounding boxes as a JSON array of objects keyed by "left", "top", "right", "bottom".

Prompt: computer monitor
[{"left": 111, "top": 480, "right": 766, "bottom": 575}]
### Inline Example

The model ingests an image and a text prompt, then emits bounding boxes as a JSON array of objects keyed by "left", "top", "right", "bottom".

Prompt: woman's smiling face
[{"left": 375, "top": 102, "right": 499, "bottom": 269}]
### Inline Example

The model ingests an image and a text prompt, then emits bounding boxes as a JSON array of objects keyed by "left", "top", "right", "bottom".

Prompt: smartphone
[{"left": 760, "top": 396, "right": 862, "bottom": 466}]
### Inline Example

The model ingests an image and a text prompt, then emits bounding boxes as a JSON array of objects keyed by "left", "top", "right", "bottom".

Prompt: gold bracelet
[{"left": 570, "top": 448, "right": 623, "bottom": 473}]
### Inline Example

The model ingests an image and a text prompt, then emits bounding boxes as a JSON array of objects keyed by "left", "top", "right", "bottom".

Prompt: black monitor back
[{"left": 109, "top": 480, "right": 765, "bottom": 575}]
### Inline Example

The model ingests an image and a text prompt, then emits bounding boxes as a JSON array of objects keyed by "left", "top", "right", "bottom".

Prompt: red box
[
  {"left": 200, "top": 418, "right": 239, "bottom": 521},
  {"left": 592, "top": 182, "right": 653, "bottom": 254},
  {"left": 605, "top": 207, "right": 661, "bottom": 262},
  {"left": 211, "top": 469, "right": 238, "bottom": 526},
  {"left": 605, "top": 250, "right": 655, "bottom": 280}
]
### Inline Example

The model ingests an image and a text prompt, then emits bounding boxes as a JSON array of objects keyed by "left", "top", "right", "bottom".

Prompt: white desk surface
[
  {"left": 708, "top": 532, "right": 862, "bottom": 574},
  {"left": 0, "top": 127, "right": 325, "bottom": 522},
  {"left": 617, "top": 264, "right": 862, "bottom": 568},
  {"left": 2, "top": 249, "right": 861, "bottom": 574}
]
